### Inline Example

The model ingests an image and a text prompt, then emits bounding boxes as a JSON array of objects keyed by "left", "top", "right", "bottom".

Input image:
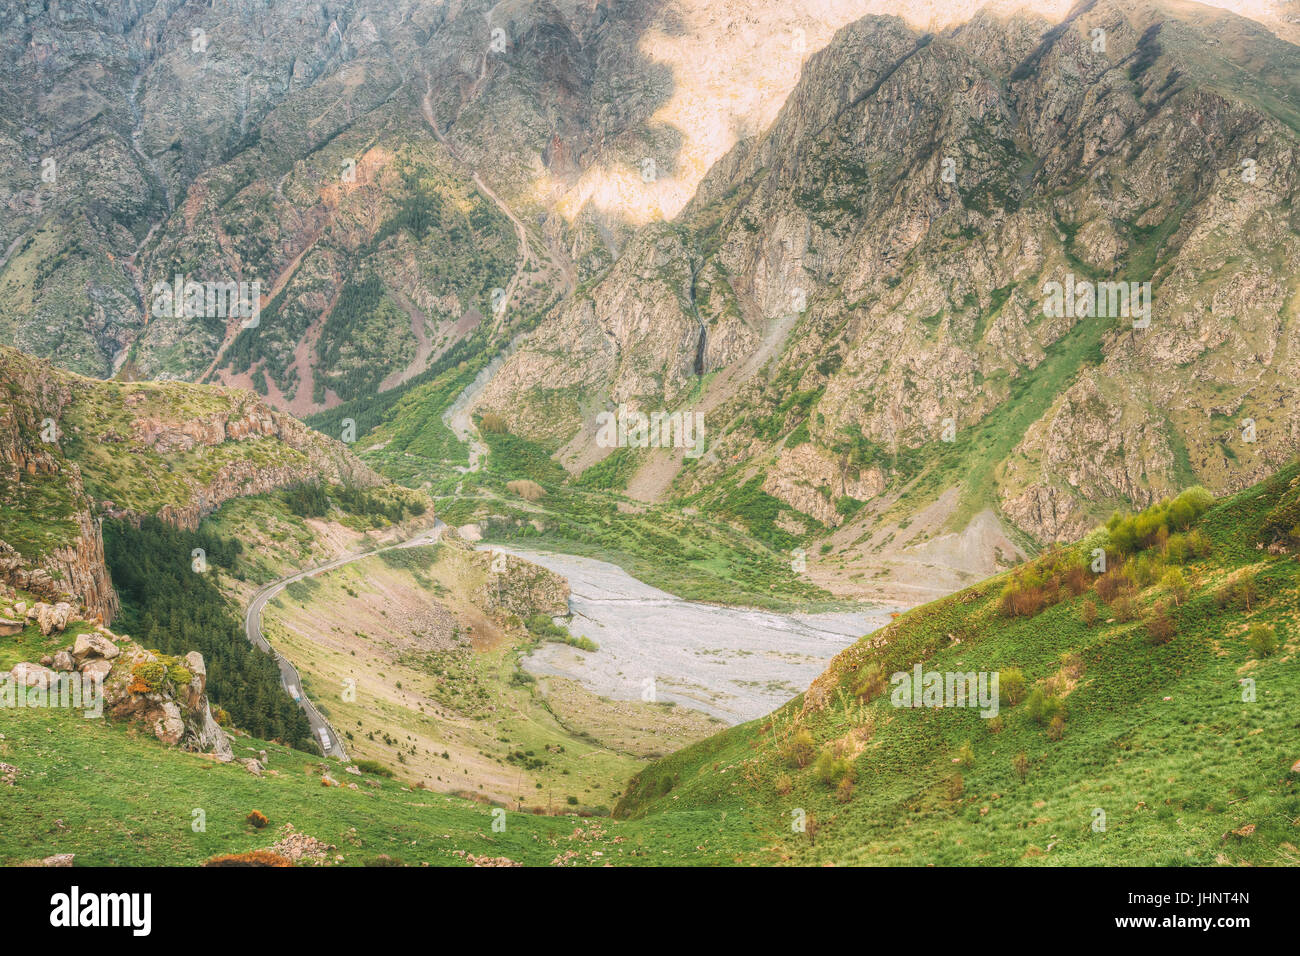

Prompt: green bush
[
  {"left": 1024, "top": 686, "right": 1066, "bottom": 726},
  {"left": 999, "top": 667, "right": 1027, "bottom": 706},
  {"left": 784, "top": 728, "right": 815, "bottom": 769},
  {"left": 814, "top": 750, "right": 852, "bottom": 787},
  {"left": 1246, "top": 624, "right": 1278, "bottom": 658}
]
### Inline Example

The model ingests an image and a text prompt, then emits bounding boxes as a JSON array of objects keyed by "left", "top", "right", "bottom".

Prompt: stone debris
[{"left": 270, "top": 826, "right": 336, "bottom": 865}]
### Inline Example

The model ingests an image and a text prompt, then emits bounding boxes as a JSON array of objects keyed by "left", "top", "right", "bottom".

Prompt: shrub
[
  {"left": 835, "top": 776, "right": 855, "bottom": 803},
  {"left": 784, "top": 728, "right": 816, "bottom": 769},
  {"left": 1246, "top": 624, "right": 1278, "bottom": 658},
  {"left": 774, "top": 773, "right": 792, "bottom": 796},
  {"left": 851, "top": 662, "right": 887, "bottom": 700},
  {"left": 479, "top": 413, "right": 508, "bottom": 433},
  {"left": 1096, "top": 567, "right": 1133, "bottom": 603},
  {"left": 246, "top": 810, "right": 268, "bottom": 829},
  {"left": 956, "top": 740, "right": 975, "bottom": 767},
  {"left": 813, "top": 750, "right": 852, "bottom": 788},
  {"left": 1106, "top": 486, "right": 1214, "bottom": 555},
  {"left": 1111, "top": 594, "right": 1137, "bottom": 622},
  {"left": 1047, "top": 715, "right": 1067, "bottom": 741},
  {"left": 354, "top": 760, "right": 394, "bottom": 778},
  {"left": 1165, "top": 530, "right": 1210, "bottom": 565},
  {"left": 1132, "top": 552, "right": 1165, "bottom": 589},
  {"left": 506, "top": 479, "right": 546, "bottom": 501},
  {"left": 1000, "top": 667, "right": 1027, "bottom": 707},
  {"left": 1012, "top": 752, "right": 1030, "bottom": 781},
  {"left": 999, "top": 580, "right": 1047, "bottom": 618},
  {"left": 1217, "top": 574, "right": 1260, "bottom": 612},
  {"left": 1161, "top": 567, "right": 1188, "bottom": 605},
  {"left": 1063, "top": 565, "right": 1090, "bottom": 596},
  {"left": 1025, "top": 686, "right": 1066, "bottom": 726},
  {"left": 1145, "top": 603, "right": 1176, "bottom": 645},
  {"left": 1080, "top": 598, "right": 1098, "bottom": 626}
]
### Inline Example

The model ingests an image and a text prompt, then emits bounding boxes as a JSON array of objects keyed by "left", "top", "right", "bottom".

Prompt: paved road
[{"left": 243, "top": 520, "right": 445, "bottom": 759}]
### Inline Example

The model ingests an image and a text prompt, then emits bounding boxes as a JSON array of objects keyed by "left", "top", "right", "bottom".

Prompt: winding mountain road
[{"left": 243, "top": 520, "right": 445, "bottom": 759}]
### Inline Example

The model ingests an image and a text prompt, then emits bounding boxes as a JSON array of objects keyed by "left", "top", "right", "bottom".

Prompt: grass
[
  {"left": 614, "top": 462, "right": 1300, "bottom": 865},
  {"left": 0, "top": 703, "right": 752, "bottom": 866}
]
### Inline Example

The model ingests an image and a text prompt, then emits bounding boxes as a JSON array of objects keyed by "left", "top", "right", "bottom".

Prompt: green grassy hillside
[
  {"left": 5, "top": 463, "right": 1297, "bottom": 866},
  {"left": 614, "top": 463, "right": 1300, "bottom": 865}
]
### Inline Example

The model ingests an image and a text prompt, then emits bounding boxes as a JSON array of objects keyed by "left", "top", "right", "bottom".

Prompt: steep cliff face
[
  {"left": 475, "top": 0, "right": 1300, "bottom": 593},
  {"left": 0, "top": 346, "right": 387, "bottom": 617}
]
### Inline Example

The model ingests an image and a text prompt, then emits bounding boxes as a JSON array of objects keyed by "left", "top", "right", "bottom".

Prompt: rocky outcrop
[
  {"left": 474, "top": 552, "right": 570, "bottom": 619},
  {"left": 0, "top": 345, "right": 389, "bottom": 616},
  {"left": 762, "top": 444, "right": 886, "bottom": 527},
  {"left": 0, "top": 349, "right": 118, "bottom": 622},
  {"left": 4, "top": 609, "right": 233, "bottom": 762}
]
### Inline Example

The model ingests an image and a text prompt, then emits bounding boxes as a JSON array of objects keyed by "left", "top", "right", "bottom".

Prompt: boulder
[
  {"left": 79, "top": 659, "right": 113, "bottom": 682},
  {"left": 182, "top": 651, "right": 207, "bottom": 708},
  {"left": 52, "top": 650, "right": 75, "bottom": 672},
  {"left": 242, "top": 758, "right": 264, "bottom": 776},
  {"left": 72, "top": 632, "right": 120, "bottom": 662},
  {"left": 153, "top": 701, "right": 185, "bottom": 746},
  {"left": 0, "top": 617, "right": 22, "bottom": 637},
  {"left": 12, "top": 601, "right": 26, "bottom": 617},
  {"left": 10, "top": 662, "right": 55, "bottom": 688},
  {"left": 34, "top": 602, "right": 73, "bottom": 636}
]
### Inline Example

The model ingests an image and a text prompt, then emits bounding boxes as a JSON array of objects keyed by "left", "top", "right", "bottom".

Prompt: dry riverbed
[{"left": 491, "top": 547, "right": 899, "bottom": 724}]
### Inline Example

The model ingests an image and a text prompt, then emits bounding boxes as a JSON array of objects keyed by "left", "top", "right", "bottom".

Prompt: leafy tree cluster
[{"left": 103, "top": 517, "right": 314, "bottom": 750}]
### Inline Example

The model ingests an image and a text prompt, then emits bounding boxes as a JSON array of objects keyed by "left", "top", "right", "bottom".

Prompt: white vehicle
[
  {"left": 317, "top": 728, "right": 332, "bottom": 750},
  {"left": 288, "top": 684, "right": 301, "bottom": 702}
]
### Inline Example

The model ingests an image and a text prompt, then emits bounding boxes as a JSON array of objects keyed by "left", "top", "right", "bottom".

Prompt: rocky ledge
[{"left": 2, "top": 594, "right": 233, "bottom": 762}]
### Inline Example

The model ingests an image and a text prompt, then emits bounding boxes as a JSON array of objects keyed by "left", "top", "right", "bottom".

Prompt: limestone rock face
[{"left": 762, "top": 445, "right": 887, "bottom": 528}]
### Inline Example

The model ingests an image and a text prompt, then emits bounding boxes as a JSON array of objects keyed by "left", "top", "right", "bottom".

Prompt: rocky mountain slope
[
  {"left": 473, "top": 0, "right": 1300, "bottom": 597},
  {"left": 1, "top": 0, "right": 969, "bottom": 408}
]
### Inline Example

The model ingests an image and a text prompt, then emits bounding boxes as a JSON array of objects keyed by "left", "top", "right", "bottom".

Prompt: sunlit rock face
[
  {"left": 478, "top": 0, "right": 1300, "bottom": 574},
  {"left": 3, "top": 0, "right": 1293, "bottom": 392}
]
